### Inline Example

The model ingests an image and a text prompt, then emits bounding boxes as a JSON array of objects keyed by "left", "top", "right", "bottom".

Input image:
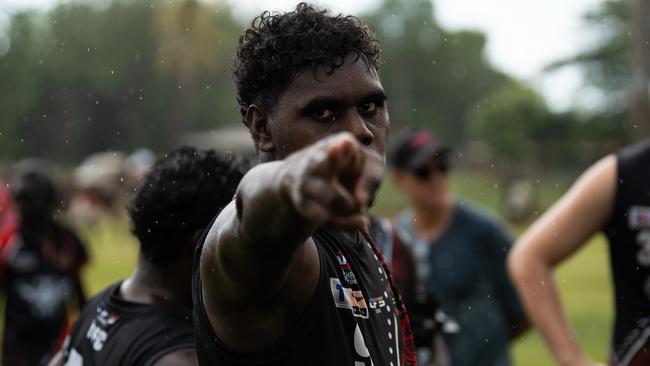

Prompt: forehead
[{"left": 277, "top": 58, "right": 384, "bottom": 109}]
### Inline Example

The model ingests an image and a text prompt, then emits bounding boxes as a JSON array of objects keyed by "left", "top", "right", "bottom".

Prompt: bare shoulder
[
  {"left": 151, "top": 348, "right": 197, "bottom": 366},
  {"left": 199, "top": 200, "right": 240, "bottom": 295},
  {"left": 561, "top": 154, "right": 617, "bottom": 217},
  {"left": 581, "top": 154, "right": 617, "bottom": 189}
]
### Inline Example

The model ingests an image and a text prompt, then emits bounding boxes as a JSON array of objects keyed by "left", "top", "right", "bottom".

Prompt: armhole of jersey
[
  {"left": 604, "top": 152, "right": 624, "bottom": 233},
  {"left": 193, "top": 232, "right": 327, "bottom": 363}
]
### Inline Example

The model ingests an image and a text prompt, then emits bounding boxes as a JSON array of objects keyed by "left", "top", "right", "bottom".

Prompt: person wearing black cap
[{"left": 388, "top": 128, "right": 529, "bottom": 366}]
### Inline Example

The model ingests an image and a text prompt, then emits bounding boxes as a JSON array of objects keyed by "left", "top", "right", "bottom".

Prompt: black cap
[{"left": 388, "top": 128, "right": 450, "bottom": 171}]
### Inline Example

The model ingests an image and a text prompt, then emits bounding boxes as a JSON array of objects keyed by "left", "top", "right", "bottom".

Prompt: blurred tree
[
  {"left": 0, "top": 12, "right": 42, "bottom": 159},
  {"left": 547, "top": 0, "right": 646, "bottom": 141},
  {"left": 470, "top": 83, "right": 550, "bottom": 172},
  {"left": 153, "top": 0, "right": 241, "bottom": 146},
  {"left": 630, "top": 0, "right": 650, "bottom": 138},
  {"left": 0, "top": 0, "right": 242, "bottom": 163},
  {"left": 363, "top": 0, "right": 511, "bottom": 144}
]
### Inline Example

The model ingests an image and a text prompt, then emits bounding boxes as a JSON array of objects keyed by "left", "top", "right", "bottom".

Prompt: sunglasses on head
[{"left": 413, "top": 159, "right": 449, "bottom": 181}]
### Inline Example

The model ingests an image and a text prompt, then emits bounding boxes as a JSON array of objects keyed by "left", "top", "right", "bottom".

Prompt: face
[
  {"left": 391, "top": 158, "right": 449, "bottom": 208},
  {"left": 250, "top": 55, "right": 389, "bottom": 160}
]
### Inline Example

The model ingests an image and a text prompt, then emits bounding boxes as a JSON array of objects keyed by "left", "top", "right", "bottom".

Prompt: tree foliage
[
  {"left": 0, "top": 0, "right": 241, "bottom": 162},
  {"left": 0, "top": 0, "right": 628, "bottom": 170},
  {"left": 362, "top": 0, "right": 511, "bottom": 144}
]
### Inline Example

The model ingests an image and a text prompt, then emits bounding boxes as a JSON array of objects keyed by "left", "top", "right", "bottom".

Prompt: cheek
[
  {"left": 371, "top": 114, "right": 389, "bottom": 153},
  {"left": 274, "top": 119, "right": 323, "bottom": 156}
]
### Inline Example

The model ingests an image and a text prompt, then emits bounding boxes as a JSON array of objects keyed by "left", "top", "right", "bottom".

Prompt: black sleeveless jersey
[
  {"left": 604, "top": 139, "right": 650, "bottom": 365},
  {"left": 193, "top": 227, "right": 414, "bottom": 366},
  {"left": 1, "top": 224, "right": 87, "bottom": 366},
  {"left": 59, "top": 282, "right": 194, "bottom": 366}
]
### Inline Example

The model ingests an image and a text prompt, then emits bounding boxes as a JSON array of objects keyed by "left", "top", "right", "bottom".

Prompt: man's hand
[{"left": 281, "top": 132, "right": 384, "bottom": 231}]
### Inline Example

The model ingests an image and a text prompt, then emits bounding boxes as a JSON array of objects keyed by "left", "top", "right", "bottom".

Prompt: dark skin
[
  {"left": 200, "top": 56, "right": 389, "bottom": 352},
  {"left": 50, "top": 233, "right": 201, "bottom": 366},
  {"left": 118, "top": 233, "right": 200, "bottom": 366}
]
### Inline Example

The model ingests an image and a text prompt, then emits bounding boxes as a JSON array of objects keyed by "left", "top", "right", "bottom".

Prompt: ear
[{"left": 244, "top": 105, "right": 275, "bottom": 153}]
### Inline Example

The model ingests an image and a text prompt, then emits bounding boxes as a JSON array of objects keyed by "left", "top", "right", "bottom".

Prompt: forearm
[
  {"left": 207, "top": 160, "right": 320, "bottom": 300},
  {"left": 510, "top": 256, "right": 586, "bottom": 365},
  {"left": 236, "top": 161, "right": 317, "bottom": 252}
]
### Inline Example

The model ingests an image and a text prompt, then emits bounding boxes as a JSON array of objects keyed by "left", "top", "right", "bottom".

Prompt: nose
[{"left": 339, "top": 111, "right": 373, "bottom": 147}]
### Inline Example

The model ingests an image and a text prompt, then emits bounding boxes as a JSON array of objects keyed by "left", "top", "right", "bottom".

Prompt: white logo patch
[{"left": 330, "top": 278, "right": 369, "bottom": 319}]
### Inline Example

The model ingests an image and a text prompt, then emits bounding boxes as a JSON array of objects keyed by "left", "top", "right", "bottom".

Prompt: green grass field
[{"left": 7, "top": 169, "right": 612, "bottom": 365}]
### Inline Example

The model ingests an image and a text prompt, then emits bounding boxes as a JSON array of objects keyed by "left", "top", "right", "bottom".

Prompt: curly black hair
[
  {"left": 128, "top": 146, "right": 244, "bottom": 266},
  {"left": 10, "top": 159, "right": 58, "bottom": 213},
  {"left": 234, "top": 2, "right": 381, "bottom": 120}
]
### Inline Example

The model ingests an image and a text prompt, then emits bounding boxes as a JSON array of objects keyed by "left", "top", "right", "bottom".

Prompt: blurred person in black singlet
[
  {"left": 1, "top": 160, "right": 88, "bottom": 366},
  {"left": 51, "top": 147, "right": 243, "bottom": 366},
  {"left": 509, "top": 139, "right": 650, "bottom": 366}
]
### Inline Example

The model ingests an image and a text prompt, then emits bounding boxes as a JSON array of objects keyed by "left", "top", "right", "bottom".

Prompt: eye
[
  {"left": 358, "top": 102, "right": 377, "bottom": 115},
  {"left": 313, "top": 108, "right": 336, "bottom": 122}
]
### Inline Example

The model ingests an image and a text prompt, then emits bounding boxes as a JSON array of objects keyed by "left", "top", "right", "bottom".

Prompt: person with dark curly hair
[
  {"left": 51, "top": 147, "right": 244, "bottom": 366},
  {"left": 194, "top": 3, "right": 416, "bottom": 366}
]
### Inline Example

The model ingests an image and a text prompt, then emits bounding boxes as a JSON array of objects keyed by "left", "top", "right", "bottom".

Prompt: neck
[
  {"left": 120, "top": 256, "right": 192, "bottom": 309},
  {"left": 411, "top": 193, "right": 454, "bottom": 240}
]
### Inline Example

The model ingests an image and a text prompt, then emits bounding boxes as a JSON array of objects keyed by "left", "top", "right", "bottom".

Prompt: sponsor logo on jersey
[
  {"left": 86, "top": 319, "right": 108, "bottom": 351},
  {"left": 368, "top": 296, "right": 386, "bottom": 314},
  {"left": 629, "top": 206, "right": 650, "bottom": 229},
  {"left": 330, "top": 278, "right": 369, "bottom": 318},
  {"left": 335, "top": 251, "right": 358, "bottom": 285},
  {"left": 85, "top": 308, "right": 119, "bottom": 352},
  {"left": 96, "top": 307, "right": 119, "bottom": 326}
]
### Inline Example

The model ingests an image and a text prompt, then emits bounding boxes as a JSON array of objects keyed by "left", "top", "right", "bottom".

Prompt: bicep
[
  {"left": 200, "top": 202, "right": 319, "bottom": 305},
  {"left": 151, "top": 348, "right": 197, "bottom": 366},
  {"left": 511, "top": 155, "right": 617, "bottom": 267},
  {"left": 199, "top": 202, "right": 320, "bottom": 351}
]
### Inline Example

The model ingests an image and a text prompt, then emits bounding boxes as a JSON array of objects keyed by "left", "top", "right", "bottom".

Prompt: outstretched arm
[
  {"left": 507, "top": 155, "right": 616, "bottom": 366},
  {"left": 200, "top": 133, "right": 383, "bottom": 351}
]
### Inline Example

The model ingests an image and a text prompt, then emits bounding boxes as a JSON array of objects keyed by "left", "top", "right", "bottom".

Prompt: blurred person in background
[
  {"left": 0, "top": 159, "right": 88, "bottom": 366},
  {"left": 68, "top": 152, "right": 126, "bottom": 226},
  {"left": 0, "top": 177, "right": 19, "bottom": 246},
  {"left": 370, "top": 214, "right": 452, "bottom": 366},
  {"left": 508, "top": 140, "right": 650, "bottom": 366},
  {"left": 369, "top": 215, "right": 417, "bottom": 306},
  {"left": 51, "top": 146, "right": 244, "bottom": 366},
  {"left": 389, "top": 128, "right": 529, "bottom": 366}
]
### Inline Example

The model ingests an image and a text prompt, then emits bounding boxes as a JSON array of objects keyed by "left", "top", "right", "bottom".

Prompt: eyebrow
[
  {"left": 360, "top": 91, "right": 388, "bottom": 104},
  {"left": 299, "top": 90, "right": 388, "bottom": 112}
]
